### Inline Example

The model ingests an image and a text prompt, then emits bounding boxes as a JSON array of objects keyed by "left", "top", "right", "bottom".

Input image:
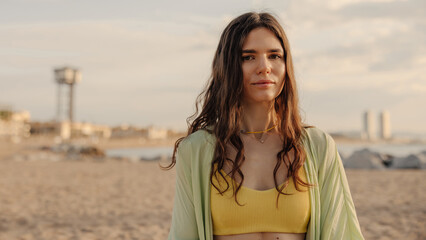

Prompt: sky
[{"left": 0, "top": 0, "right": 425, "bottom": 134}]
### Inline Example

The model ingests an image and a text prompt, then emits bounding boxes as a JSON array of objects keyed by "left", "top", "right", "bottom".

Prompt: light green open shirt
[{"left": 168, "top": 127, "right": 365, "bottom": 240}]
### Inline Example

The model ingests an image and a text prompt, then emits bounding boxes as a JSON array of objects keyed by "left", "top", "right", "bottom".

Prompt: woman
[{"left": 165, "top": 12, "right": 365, "bottom": 240}]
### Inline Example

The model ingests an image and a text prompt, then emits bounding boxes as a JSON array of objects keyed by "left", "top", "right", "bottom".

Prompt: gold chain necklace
[
  {"left": 240, "top": 124, "right": 277, "bottom": 134},
  {"left": 240, "top": 124, "right": 277, "bottom": 143}
]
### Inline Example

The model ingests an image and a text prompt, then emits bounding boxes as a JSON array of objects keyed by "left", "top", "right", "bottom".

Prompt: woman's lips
[{"left": 251, "top": 80, "right": 275, "bottom": 86}]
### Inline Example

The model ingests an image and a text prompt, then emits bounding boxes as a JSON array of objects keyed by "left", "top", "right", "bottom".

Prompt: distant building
[
  {"left": 60, "top": 121, "right": 71, "bottom": 139},
  {"left": 379, "top": 110, "right": 391, "bottom": 140},
  {"left": 363, "top": 110, "right": 376, "bottom": 140},
  {"left": 0, "top": 107, "right": 31, "bottom": 142},
  {"left": 111, "top": 124, "right": 147, "bottom": 138},
  {"left": 30, "top": 121, "right": 111, "bottom": 139},
  {"left": 69, "top": 122, "right": 111, "bottom": 138},
  {"left": 147, "top": 126, "right": 167, "bottom": 140},
  {"left": 30, "top": 121, "right": 57, "bottom": 135}
]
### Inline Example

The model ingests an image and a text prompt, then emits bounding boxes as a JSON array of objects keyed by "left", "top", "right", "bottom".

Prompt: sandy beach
[{"left": 0, "top": 139, "right": 425, "bottom": 240}]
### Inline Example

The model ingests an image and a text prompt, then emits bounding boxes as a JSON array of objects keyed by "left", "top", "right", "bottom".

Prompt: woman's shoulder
[
  {"left": 176, "top": 129, "right": 216, "bottom": 167},
  {"left": 302, "top": 126, "right": 331, "bottom": 143},
  {"left": 302, "top": 126, "right": 337, "bottom": 157},
  {"left": 179, "top": 128, "right": 216, "bottom": 150}
]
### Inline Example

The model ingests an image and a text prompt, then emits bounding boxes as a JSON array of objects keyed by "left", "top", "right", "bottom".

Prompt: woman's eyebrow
[
  {"left": 242, "top": 49, "right": 283, "bottom": 53},
  {"left": 242, "top": 49, "right": 256, "bottom": 53}
]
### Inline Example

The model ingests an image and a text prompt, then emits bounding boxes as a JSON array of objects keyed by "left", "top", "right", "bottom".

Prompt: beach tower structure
[
  {"left": 379, "top": 110, "right": 391, "bottom": 140},
  {"left": 54, "top": 66, "right": 81, "bottom": 139},
  {"left": 363, "top": 110, "right": 376, "bottom": 140}
]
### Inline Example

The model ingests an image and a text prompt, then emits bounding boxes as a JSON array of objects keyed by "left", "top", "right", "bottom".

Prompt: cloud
[
  {"left": 336, "top": 0, "right": 425, "bottom": 20},
  {"left": 0, "top": 18, "right": 218, "bottom": 81},
  {"left": 0, "top": 18, "right": 220, "bottom": 127},
  {"left": 0, "top": 0, "right": 425, "bottom": 132},
  {"left": 278, "top": 0, "right": 426, "bottom": 132},
  {"left": 283, "top": 0, "right": 425, "bottom": 95}
]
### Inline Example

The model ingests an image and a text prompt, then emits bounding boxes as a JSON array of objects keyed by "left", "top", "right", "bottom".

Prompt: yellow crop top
[{"left": 210, "top": 165, "right": 311, "bottom": 235}]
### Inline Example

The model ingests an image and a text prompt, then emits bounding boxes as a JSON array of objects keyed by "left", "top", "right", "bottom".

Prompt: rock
[
  {"left": 50, "top": 143, "right": 105, "bottom": 160},
  {"left": 79, "top": 146, "right": 105, "bottom": 157},
  {"left": 391, "top": 153, "right": 426, "bottom": 169},
  {"left": 140, "top": 155, "right": 162, "bottom": 161},
  {"left": 39, "top": 146, "right": 51, "bottom": 151},
  {"left": 344, "top": 148, "right": 386, "bottom": 169}
]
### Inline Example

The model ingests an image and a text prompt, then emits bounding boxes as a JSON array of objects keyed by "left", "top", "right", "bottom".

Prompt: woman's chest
[{"left": 224, "top": 139, "right": 294, "bottom": 191}]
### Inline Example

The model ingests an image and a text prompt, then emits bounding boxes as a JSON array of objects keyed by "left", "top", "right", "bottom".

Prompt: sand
[{"left": 0, "top": 140, "right": 425, "bottom": 240}]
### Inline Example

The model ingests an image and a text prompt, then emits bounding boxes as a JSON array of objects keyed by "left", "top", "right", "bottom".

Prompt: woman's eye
[
  {"left": 269, "top": 54, "right": 282, "bottom": 60},
  {"left": 242, "top": 55, "right": 254, "bottom": 61}
]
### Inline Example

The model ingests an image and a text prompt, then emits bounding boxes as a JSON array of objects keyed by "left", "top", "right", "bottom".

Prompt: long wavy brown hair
[{"left": 163, "top": 12, "right": 312, "bottom": 206}]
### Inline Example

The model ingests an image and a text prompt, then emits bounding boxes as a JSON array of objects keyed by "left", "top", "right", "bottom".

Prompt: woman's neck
[{"left": 241, "top": 101, "right": 276, "bottom": 132}]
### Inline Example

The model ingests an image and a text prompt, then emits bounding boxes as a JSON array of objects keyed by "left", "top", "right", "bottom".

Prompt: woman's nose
[{"left": 257, "top": 56, "right": 271, "bottom": 75}]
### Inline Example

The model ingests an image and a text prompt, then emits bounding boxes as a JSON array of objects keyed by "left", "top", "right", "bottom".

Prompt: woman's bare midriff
[{"left": 214, "top": 232, "right": 306, "bottom": 240}]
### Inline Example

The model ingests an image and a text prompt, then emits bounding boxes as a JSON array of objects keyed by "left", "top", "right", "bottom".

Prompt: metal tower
[{"left": 54, "top": 67, "right": 81, "bottom": 138}]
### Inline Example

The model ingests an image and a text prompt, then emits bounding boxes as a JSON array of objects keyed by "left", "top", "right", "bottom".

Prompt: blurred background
[{"left": 0, "top": 0, "right": 425, "bottom": 240}]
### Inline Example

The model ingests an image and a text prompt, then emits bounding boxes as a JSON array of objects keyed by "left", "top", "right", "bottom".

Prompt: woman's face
[{"left": 241, "top": 27, "right": 285, "bottom": 105}]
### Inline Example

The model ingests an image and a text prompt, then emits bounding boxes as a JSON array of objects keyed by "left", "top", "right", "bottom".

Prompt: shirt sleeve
[
  {"left": 168, "top": 140, "right": 200, "bottom": 240},
  {"left": 317, "top": 133, "right": 365, "bottom": 240}
]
